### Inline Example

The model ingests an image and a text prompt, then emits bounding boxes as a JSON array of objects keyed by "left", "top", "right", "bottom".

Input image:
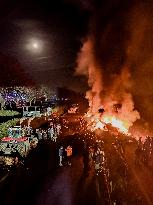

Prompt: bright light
[
  {"left": 95, "top": 120, "right": 105, "bottom": 129},
  {"left": 86, "top": 112, "right": 129, "bottom": 134},
  {"left": 32, "top": 42, "right": 39, "bottom": 49},
  {"left": 102, "top": 115, "right": 129, "bottom": 134},
  {"left": 25, "top": 38, "right": 44, "bottom": 54}
]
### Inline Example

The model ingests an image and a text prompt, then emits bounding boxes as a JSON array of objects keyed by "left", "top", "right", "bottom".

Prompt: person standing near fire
[
  {"left": 59, "top": 146, "right": 64, "bottom": 166},
  {"left": 65, "top": 145, "right": 73, "bottom": 166}
]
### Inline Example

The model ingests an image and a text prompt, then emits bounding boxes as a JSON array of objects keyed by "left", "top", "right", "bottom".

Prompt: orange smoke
[{"left": 76, "top": 38, "right": 140, "bottom": 134}]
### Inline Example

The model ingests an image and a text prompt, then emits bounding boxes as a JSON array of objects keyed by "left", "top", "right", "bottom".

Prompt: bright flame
[
  {"left": 102, "top": 115, "right": 129, "bottom": 134},
  {"left": 95, "top": 120, "right": 105, "bottom": 129},
  {"left": 86, "top": 112, "right": 129, "bottom": 134},
  {"left": 75, "top": 39, "right": 140, "bottom": 135}
]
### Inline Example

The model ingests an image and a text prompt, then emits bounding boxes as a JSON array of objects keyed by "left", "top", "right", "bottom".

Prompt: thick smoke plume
[
  {"left": 74, "top": 1, "right": 153, "bottom": 132},
  {"left": 76, "top": 37, "right": 140, "bottom": 132},
  {"left": 76, "top": 39, "right": 103, "bottom": 114}
]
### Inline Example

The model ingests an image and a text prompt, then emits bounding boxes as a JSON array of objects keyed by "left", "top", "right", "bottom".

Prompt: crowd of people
[
  {"left": 8, "top": 125, "right": 33, "bottom": 138},
  {"left": 0, "top": 120, "right": 62, "bottom": 160},
  {"left": 135, "top": 136, "right": 153, "bottom": 168},
  {"left": 35, "top": 122, "right": 61, "bottom": 142},
  {"left": 3, "top": 114, "right": 153, "bottom": 204},
  {"left": 73, "top": 133, "right": 149, "bottom": 205}
]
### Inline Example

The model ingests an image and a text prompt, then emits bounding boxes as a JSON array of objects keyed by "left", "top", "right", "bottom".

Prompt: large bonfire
[{"left": 76, "top": 39, "right": 140, "bottom": 135}]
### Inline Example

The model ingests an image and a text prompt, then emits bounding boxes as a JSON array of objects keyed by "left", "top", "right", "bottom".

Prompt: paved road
[
  {"left": 0, "top": 140, "right": 107, "bottom": 205},
  {"left": 37, "top": 157, "right": 98, "bottom": 205}
]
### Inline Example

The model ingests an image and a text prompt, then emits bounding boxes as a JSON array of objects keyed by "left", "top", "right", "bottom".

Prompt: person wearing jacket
[{"left": 65, "top": 145, "right": 72, "bottom": 166}]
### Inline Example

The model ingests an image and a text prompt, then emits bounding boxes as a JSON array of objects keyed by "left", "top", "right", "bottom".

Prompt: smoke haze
[{"left": 75, "top": 0, "right": 153, "bottom": 130}]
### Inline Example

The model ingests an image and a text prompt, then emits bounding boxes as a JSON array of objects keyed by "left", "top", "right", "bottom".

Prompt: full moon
[
  {"left": 32, "top": 42, "right": 39, "bottom": 49},
  {"left": 25, "top": 38, "right": 44, "bottom": 54}
]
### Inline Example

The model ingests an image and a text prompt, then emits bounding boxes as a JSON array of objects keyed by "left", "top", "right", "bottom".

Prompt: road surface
[{"left": 0, "top": 140, "right": 107, "bottom": 205}]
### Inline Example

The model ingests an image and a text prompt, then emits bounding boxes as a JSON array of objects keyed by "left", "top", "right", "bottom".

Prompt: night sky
[{"left": 0, "top": 0, "right": 89, "bottom": 91}]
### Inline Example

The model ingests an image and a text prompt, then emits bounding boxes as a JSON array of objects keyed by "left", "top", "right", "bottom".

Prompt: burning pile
[
  {"left": 86, "top": 111, "right": 132, "bottom": 134},
  {"left": 73, "top": 1, "right": 153, "bottom": 136},
  {"left": 76, "top": 39, "right": 140, "bottom": 135}
]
